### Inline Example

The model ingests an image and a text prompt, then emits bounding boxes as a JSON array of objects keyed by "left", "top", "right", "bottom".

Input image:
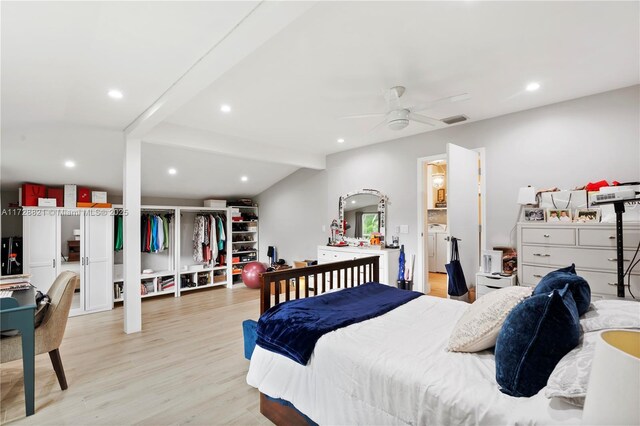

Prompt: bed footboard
[{"left": 259, "top": 256, "right": 380, "bottom": 314}]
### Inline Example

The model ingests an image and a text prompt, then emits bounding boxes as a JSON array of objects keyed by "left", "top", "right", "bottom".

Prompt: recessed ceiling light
[
  {"left": 220, "top": 104, "right": 231, "bottom": 113},
  {"left": 108, "top": 89, "right": 123, "bottom": 99},
  {"left": 64, "top": 160, "right": 75, "bottom": 168},
  {"left": 525, "top": 82, "right": 540, "bottom": 92},
  {"left": 241, "top": 176, "right": 248, "bottom": 182},
  {"left": 337, "top": 138, "right": 345, "bottom": 143},
  {"left": 168, "top": 168, "right": 177, "bottom": 175}
]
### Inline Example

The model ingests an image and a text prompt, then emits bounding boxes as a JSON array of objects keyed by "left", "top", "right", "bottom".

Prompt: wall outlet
[{"left": 399, "top": 225, "right": 409, "bottom": 234}]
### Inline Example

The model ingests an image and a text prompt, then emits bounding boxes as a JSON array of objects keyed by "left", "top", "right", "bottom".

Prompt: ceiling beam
[
  {"left": 124, "top": 1, "right": 317, "bottom": 139},
  {"left": 143, "top": 123, "right": 326, "bottom": 170}
]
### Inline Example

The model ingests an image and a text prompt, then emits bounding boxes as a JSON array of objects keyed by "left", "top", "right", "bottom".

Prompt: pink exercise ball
[{"left": 242, "top": 262, "right": 268, "bottom": 289}]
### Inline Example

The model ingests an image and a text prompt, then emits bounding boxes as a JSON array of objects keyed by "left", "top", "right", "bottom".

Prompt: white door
[
  {"left": 23, "top": 213, "right": 59, "bottom": 293},
  {"left": 436, "top": 233, "right": 449, "bottom": 273},
  {"left": 446, "top": 143, "right": 480, "bottom": 290},
  {"left": 83, "top": 212, "right": 113, "bottom": 312}
]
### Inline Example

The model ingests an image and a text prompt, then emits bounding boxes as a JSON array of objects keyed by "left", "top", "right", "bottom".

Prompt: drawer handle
[
  {"left": 609, "top": 236, "right": 615, "bottom": 240},
  {"left": 533, "top": 253, "right": 551, "bottom": 257},
  {"left": 486, "top": 285, "right": 502, "bottom": 290},
  {"left": 484, "top": 276, "right": 501, "bottom": 280},
  {"left": 607, "top": 258, "right": 630, "bottom": 262},
  {"left": 543, "top": 234, "right": 550, "bottom": 238},
  {"left": 533, "top": 274, "right": 543, "bottom": 278},
  {"left": 608, "top": 282, "right": 617, "bottom": 286}
]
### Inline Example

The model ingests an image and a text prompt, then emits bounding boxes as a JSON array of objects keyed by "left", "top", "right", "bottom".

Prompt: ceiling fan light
[{"left": 388, "top": 119, "right": 409, "bottom": 130}]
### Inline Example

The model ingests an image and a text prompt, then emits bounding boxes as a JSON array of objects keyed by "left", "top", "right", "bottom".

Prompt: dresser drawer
[
  {"left": 476, "top": 274, "right": 514, "bottom": 289},
  {"left": 578, "top": 228, "right": 640, "bottom": 249},
  {"left": 521, "top": 245, "right": 636, "bottom": 272},
  {"left": 521, "top": 227, "right": 576, "bottom": 245},
  {"left": 520, "top": 264, "right": 640, "bottom": 298}
]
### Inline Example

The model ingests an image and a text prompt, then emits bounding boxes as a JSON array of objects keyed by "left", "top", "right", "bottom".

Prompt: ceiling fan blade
[
  {"left": 409, "top": 113, "right": 441, "bottom": 126},
  {"left": 339, "top": 113, "right": 386, "bottom": 120},
  {"left": 409, "top": 92, "right": 471, "bottom": 113},
  {"left": 368, "top": 119, "right": 388, "bottom": 133}
]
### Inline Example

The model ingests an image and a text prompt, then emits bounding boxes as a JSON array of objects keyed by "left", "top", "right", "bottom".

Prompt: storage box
[
  {"left": 92, "top": 191, "right": 107, "bottom": 203},
  {"left": 76, "top": 202, "right": 112, "bottom": 208},
  {"left": 21, "top": 183, "right": 46, "bottom": 206},
  {"left": 204, "top": 199, "right": 226, "bottom": 209},
  {"left": 77, "top": 187, "right": 91, "bottom": 203},
  {"left": 47, "top": 187, "right": 63, "bottom": 207},
  {"left": 37, "top": 198, "right": 57, "bottom": 207},
  {"left": 64, "top": 185, "right": 77, "bottom": 208}
]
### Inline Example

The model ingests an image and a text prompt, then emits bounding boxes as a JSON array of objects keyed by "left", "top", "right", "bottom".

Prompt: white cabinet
[
  {"left": 428, "top": 232, "right": 449, "bottom": 273},
  {"left": 475, "top": 272, "right": 516, "bottom": 299},
  {"left": 23, "top": 214, "right": 58, "bottom": 293},
  {"left": 317, "top": 246, "right": 399, "bottom": 285},
  {"left": 517, "top": 222, "right": 640, "bottom": 299},
  {"left": 23, "top": 208, "right": 113, "bottom": 315}
]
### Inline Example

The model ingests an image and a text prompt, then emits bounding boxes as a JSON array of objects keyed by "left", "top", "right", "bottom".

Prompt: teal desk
[{"left": 0, "top": 288, "right": 36, "bottom": 416}]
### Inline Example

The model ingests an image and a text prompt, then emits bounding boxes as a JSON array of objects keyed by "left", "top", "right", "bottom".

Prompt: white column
[{"left": 123, "top": 137, "right": 142, "bottom": 333}]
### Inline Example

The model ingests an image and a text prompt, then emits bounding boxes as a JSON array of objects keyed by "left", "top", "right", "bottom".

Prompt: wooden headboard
[{"left": 259, "top": 256, "right": 380, "bottom": 314}]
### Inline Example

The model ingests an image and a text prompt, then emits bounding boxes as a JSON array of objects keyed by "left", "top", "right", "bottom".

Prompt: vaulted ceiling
[{"left": 2, "top": 1, "right": 638, "bottom": 198}]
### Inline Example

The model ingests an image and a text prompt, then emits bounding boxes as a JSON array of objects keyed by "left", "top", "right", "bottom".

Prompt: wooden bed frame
[{"left": 257, "top": 255, "right": 381, "bottom": 424}]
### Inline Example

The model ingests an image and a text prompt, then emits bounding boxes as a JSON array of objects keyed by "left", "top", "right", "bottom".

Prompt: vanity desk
[{"left": 317, "top": 246, "right": 399, "bottom": 285}]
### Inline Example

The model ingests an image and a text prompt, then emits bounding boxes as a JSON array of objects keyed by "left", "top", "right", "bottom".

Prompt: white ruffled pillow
[
  {"left": 547, "top": 299, "right": 640, "bottom": 406},
  {"left": 580, "top": 299, "right": 640, "bottom": 333},
  {"left": 545, "top": 332, "right": 598, "bottom": 406},
  {"left": 447, "top": 286, "right": 532, "bottom": 352}
]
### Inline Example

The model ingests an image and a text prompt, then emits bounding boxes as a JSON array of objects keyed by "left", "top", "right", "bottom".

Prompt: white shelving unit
[{"left": 228, "top": 205, "right": 259, "bottom": 286}]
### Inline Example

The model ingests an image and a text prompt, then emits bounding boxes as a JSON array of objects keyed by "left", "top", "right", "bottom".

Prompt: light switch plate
[{"left": 400, "top": 225, "right": 409, "bottom": 234}]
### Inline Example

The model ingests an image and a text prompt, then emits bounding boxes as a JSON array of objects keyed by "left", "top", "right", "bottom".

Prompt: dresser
[
  {"left": 475, "top": 272, "right": 516, "bottom": 299},
  {"left": 317, "top": 246, "right": 400, "bottom": 285},
  {"left": 517, "top": 222, "right": 640, "bottom": 299}
]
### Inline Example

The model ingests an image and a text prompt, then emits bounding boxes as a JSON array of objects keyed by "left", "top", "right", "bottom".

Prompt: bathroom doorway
[{"left": 416, "top": 145, "right": 486, "bottom": 298}]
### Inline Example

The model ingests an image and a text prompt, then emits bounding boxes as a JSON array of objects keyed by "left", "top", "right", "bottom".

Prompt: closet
[
  {"left": 176, "top": 207, "right": 229, "bottom": 294},
  {"left": 112, "top": 205, "right": 231, "bottom": 303},
  {"left": 23, "top": 207, "right": 113, "bottom": 316}
]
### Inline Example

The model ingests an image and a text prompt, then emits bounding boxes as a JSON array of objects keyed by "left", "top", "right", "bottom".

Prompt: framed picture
[
  {"left": 524, "top": 208, "right": 545, "bottom": 222},
  {"left": 574, "top": 208, "right": 601, "bottom": 223},
  {"left": 547, "top": 209, "right": 572, "bottom": 223}
]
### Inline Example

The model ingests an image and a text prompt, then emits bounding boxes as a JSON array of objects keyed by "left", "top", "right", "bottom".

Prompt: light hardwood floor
[
  {"left": 1, "top": 287, "right": 268, "bottom": 426},
  {"left": 2, "top": 281, "right": 461, "bottom": 425},
  {"left": 427, "top": 273, "right": 475, "bottom": 302}
]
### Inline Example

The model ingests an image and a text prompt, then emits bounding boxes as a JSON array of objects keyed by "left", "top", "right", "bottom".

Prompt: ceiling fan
[{"left": 340, "top": 86, "right": 470, "bottom": 131}]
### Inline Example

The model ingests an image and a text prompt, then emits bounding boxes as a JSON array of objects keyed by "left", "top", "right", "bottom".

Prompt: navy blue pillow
[
  {"left": 495, "top": 285, "right": 580, "bottom": 397},
  {"left": 533, "top": 264, "right": 591, "bottom": 316}
]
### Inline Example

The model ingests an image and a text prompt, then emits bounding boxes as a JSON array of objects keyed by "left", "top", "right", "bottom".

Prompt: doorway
[{"left": 416, "top": 145, "right": 486, "bottom": 298}]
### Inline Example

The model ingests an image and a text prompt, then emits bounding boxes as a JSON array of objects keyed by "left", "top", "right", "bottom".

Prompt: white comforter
[{"left": 247, "top": 295, "right": 583, "bottom": 425}]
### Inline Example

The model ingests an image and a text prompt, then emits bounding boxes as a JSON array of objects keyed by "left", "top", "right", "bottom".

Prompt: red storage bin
[
  {"left": 77, "top": 187, "right": 91, "bottom": 203},
  {"left": 47, "top": 188, "right": 63, "bottom": 207},
  {"left": 21, "top": 183, "right": 46, "bottom": 206}
]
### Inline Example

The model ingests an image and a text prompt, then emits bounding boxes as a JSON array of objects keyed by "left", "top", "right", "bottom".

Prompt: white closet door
[
  {"left": 23, "top": 213, "right": 59, "bottom": 293},
  {"left": 83, "top": 212, "right": 113, "bottom": 312}
]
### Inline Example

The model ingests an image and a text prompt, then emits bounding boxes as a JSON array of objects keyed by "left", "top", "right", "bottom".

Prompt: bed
[{"left": 247, "top": 256, "right": 585, "bottom": 425}]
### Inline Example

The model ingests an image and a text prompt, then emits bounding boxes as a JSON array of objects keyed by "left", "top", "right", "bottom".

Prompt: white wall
[
  {"left": 256, "top": 85, "right": 640, "bottom": 279},
  {"left": 255, "top": 168, "right": 327, "bottom": 264}
]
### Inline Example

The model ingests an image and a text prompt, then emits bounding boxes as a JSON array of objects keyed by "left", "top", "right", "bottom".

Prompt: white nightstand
[{"left": 475, "top": 273, "right": 516, "bottom": 299}]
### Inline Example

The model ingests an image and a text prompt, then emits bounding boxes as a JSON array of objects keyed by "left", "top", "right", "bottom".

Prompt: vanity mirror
[{"left": 339, "top": 189, "right": 387, "bottom": 245}]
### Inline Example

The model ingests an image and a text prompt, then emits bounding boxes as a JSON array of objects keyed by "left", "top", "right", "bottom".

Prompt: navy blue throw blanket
[{"left": 257, "top": 282, "right": 422, "bottom": 365}]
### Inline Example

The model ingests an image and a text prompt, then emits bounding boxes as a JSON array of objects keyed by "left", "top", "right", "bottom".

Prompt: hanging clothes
[
  {"left": 210, "top": 215, "right": 218, "bottom": 265},
  {"left": 163, "top": 215, "right": 171, "bottom": 250},
  {"left": 193, "top": 215, "right": 205, "bottom": 262},
  {"left": 140, "top": 213, "right": 173, "bottom": 253},
  {"left": 217, "top": 216, "right": 226, "bottom": 251},
  {"left": 114, "top": 215, "right": 123, "bottom": 252}
]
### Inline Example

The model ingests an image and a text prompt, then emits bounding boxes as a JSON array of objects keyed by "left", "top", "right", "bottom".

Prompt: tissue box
[
  {"left": 204, "top": 199, "right": 226, "bottom": 209},
  {"left": 37, "top": 198, "right": 57, "bottom": 207},
  {"left": 92, "top": 191, "right": 107, "bottom": 203},
  {"left": 64, "top": 185, "right": 77, "bottom": 208}
]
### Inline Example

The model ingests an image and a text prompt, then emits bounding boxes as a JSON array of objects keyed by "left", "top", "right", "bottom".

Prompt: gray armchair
[{"left": 1, "top": 271, "right": 78, "bottom": 390}]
